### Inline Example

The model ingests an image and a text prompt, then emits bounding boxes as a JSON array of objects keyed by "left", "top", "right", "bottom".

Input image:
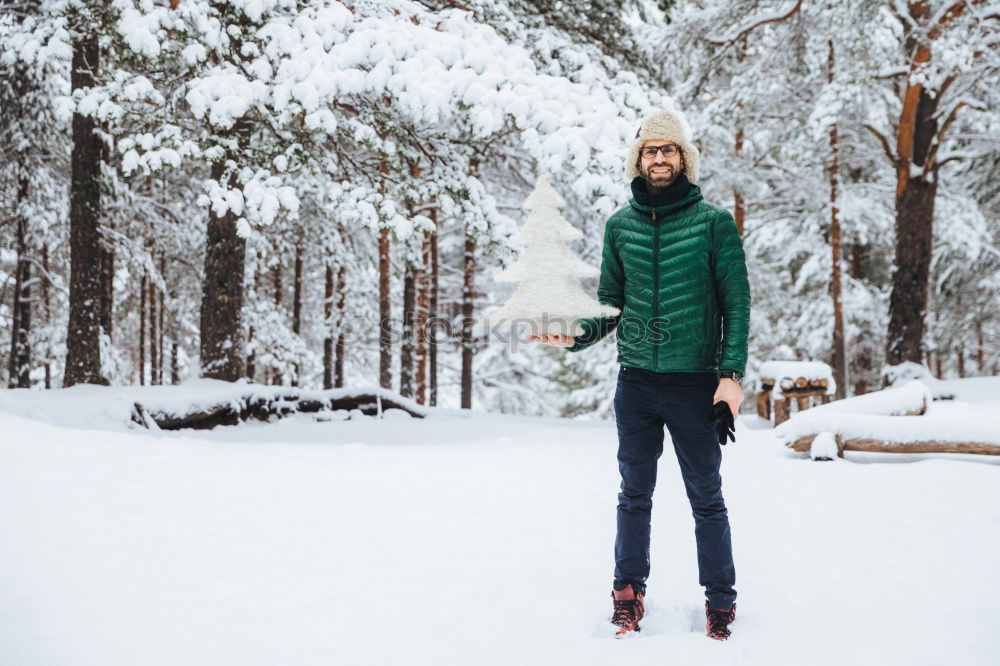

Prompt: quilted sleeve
[
  {"left": 711, "top": 210, "right": 751, "bottom": 375},
  {"left": 567, "top": 220, "right": 625, "bottom": 353}
]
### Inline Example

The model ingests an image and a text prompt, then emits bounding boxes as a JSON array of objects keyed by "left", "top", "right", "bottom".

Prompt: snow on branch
[
  {"left": 926, "top": 0, "right": 969, "bottom": 36},
  {"left": 703, "top": 0, "right": 803, "bottom": 47}
]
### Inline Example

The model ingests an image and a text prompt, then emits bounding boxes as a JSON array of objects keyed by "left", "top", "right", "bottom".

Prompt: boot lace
[
  {"left": 612, "top": 599, "right": 639, "bottom": 628},
  {"left": 707, "top": 605, "right": 735, "bottom": 638}
]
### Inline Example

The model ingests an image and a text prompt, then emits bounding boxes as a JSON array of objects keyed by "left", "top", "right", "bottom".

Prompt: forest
[{"left": 2, "top": 0, "right": 998, "bottom": 415}]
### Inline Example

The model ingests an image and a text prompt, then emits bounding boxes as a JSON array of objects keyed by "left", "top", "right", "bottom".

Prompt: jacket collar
[{"left": 628, "top": 175, "right": 703, "bottom": 218}]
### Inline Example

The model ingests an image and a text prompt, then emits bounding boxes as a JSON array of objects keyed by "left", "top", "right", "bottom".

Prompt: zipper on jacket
[{"left": 651, "top": 208, "right": 660, "bottom": 372}]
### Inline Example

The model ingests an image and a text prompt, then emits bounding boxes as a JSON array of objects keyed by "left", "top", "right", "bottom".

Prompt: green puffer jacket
[{"left": 567, "top": 185, "right": 751, "bottom": 376}]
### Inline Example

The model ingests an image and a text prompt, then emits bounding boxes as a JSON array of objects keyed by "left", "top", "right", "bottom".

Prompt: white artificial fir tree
[{"left": 483, "top": 175, "right": 619, "bottom": 339}]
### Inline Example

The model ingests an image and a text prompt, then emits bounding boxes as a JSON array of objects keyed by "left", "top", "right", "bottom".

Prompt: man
[{"left": 529, "top": 109, "right": 750, "bottom": 640}]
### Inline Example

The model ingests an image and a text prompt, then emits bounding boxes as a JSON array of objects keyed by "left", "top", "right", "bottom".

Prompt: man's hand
[
  {"left": 713, "top": 378, "right": 744, "bottom": 420},
  {"left": 527, "top": 333, "right": 575, "bottom": 347}
]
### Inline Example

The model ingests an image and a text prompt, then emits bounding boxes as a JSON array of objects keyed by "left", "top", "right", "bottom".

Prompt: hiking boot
[
  {"left": 611, "top": 582, "right": 645, "bottom": 637},
  {"left": 705, "top": 601, "right": 736, "bottom": 640}
]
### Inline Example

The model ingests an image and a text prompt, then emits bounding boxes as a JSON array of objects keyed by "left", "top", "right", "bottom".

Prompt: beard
[{"left": 641, "top": 163, "right": 680, "bottom": 190}]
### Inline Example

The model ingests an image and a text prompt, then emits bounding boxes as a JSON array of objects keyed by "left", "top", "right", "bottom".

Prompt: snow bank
[{"left": 2, "top": 393, "right": 998, "bottom": 665}]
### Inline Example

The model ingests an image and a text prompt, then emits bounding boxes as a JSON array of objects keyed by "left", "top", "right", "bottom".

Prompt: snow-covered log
[
  {"left": 793, "top": 380, "right": 931, "bottom": 417},
  {"left": 789, "top": 433, "right": 1000, "bottom": 457},
  {"left": 131, "top": 385, "right": 427, "bottom": 430},
  {"left": 777, "top": 380, "right": 1000, "bottom": 457}
]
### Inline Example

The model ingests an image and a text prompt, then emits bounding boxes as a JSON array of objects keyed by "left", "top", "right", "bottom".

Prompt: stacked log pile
[
  {"left": 757, "top": 360, "right": 836, "bottom": 425},
  {"left": 758, "top": 375, "right": 834, "bottom": 424}
]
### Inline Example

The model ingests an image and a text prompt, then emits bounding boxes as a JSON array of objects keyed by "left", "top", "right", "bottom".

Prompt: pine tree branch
[
  {"left": 936, "top": 149, "right": 997, "bottom": 170},
  {"left": 927, "top": 101, "right": 966, "bottom": 171},
  {"left": 863, "top": 124, "right": 900, "bottom": 169}
]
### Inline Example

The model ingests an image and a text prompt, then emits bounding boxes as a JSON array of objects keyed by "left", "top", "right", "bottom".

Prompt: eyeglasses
[{"left": 640, "top": 144, "right": 680, "bottom": 159}]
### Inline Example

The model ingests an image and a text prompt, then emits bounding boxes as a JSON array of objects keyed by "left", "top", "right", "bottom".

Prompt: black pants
[{"left": 612, "top": 365, "right": 737, "bottom": 609}]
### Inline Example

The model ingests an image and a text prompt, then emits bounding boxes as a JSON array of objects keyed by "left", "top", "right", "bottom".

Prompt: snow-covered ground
[{"left": 2, "top": 378, "right": 999, "bottom": 666}]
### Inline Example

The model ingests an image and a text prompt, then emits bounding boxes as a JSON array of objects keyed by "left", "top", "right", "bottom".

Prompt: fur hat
[{"left": 624, "top": 109, "right": 700, "bottom": 184}]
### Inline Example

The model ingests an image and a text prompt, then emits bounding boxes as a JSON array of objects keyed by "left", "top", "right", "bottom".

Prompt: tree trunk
[
  {"left": 247, "top": 265, "right": 259, "bottom": 382},
  {"left": 42, "top": 245, "right": 51, "bottom": 389},
  {"left": 323, "top": 262, "right": 334, "bottom": 390},
  {"left": 886, "top": 176, "right": 936, "bottom": 368},
  {"left": 292, "top": 247, "right": 303, "bottom": 335},
  {"left": 199, "top": 42, "right": 252, "bottom": 379},
  {"left": 158, "top": 253, "right": 165, "bottom": 385},
  {"left": 957, "top": 348, "right": 966, "bottom": 378},
  {"left": 64, "top": 29, "right": 106, "bottom": 386},
  {"left": 292, "top": 245, "right": 303, "bottom": 386},
  {"left": 98, "top": 231, "right": 113, "bottom": 340},
  {"left": 399, "top": 264, "right": 416, "bottom": 398},
  {"left": 732, "top": 36, "right": 747, "bottom": 236},
  {"left": 733, "top": 128, "right": 745, "bottom": 237},
  {"left": 171, "top": 341, "right": 179, "bottom": 384},
  {"left": 8, "top": 176, "right": 31, "bottom": 388},
  {"left": 199, "top": 127, "right": 249, "bottom": 381},
  {"left": 139, "top": 273, "right": 147, "bottom": 385},
  {"left": 246, "top": 325, "right": 255, "bottom": 382},
  {"left": 853, "top": 268, "right": 872, "bottom": 398},
  {"left": 884, "top": 0, "right": 960, "bottom": 371},
  {"left": 976, "top": 324, "right": 985, "bottom": 375},
  {"left": 149, "top": 266, "right": 159, "bottom": 385},
  {"left": 415, "top": 230, "right": 432, "bottom": 405},
  {"left": 335, "top": 260, "right": 346, "bottom": 388},
  {"left": 429, "top": 211, "right": 439, "bottom": 406},
  {"left": 461, "top": 235, "right": 476, "bottom": 409},
  {"left": 272, "top": 262, "right": 282, "bottom": 306},
  {"left": 828, "top": 39, "right": 847, "bottom": 400},
  {"left": 7, "top": 17, "right": 34, "bottom": 389},
  {"left": 96, "top": 124, "right": 114, "bottom": 343},
  {"left": 379, "top": 226, "right": 392, "bottom": 389},
  {"left": 848, "top": 243, "right": 865, "bottom": 280},
  {"left": 271, "top": 261, "right": 283, "bottom": 385}
]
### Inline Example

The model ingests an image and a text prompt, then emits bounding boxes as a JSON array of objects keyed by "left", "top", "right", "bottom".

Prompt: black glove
[{"left": 706, "top": 401, "right": 736, "bottom": 446}]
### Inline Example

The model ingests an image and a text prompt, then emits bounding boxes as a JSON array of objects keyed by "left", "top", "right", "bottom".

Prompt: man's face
[{"left": 638, "top": 140, "right": 684, "bottom": 190}]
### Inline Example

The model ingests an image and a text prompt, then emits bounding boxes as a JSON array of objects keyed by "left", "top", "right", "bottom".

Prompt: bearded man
[{"left": 530, "top": 109, "right": 751, "bottom": 640}]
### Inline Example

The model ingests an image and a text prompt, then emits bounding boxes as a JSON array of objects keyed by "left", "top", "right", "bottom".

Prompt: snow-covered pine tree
[
  {"left": 0, "top": 0, "right": 69, "bottom": 388},
  {"left": 482, "top": 175, "right": 619, "bottom": 340}
]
